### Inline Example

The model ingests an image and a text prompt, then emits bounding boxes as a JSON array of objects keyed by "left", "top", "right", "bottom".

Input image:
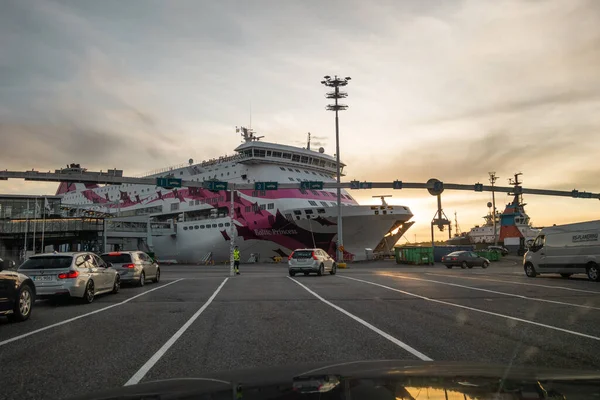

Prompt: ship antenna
[
  {"left": 307, "top": 132, "right": 311, "bottom": 150},
  {"left": 508, "top": 172, "right": 524, "bottom": 206}
]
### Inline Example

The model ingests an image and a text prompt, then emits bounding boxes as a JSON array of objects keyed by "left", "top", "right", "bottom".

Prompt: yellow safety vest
[{"left": 233, "top": 250, "right": 240, "bottom": 261}]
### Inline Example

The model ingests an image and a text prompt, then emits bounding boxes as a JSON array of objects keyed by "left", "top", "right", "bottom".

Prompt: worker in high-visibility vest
[{"left": 233, "top": 246, "right": 240, "bottom": 275}]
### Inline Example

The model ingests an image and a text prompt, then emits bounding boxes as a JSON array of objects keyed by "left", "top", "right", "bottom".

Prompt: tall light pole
[
  {"left": 321, "top": 75, "right": 350, "bottom": 264},
  {"left": 489, "top": 172, "right": 498, "bottom": 245}
]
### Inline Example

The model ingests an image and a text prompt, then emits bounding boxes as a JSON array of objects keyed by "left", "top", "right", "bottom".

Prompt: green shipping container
[
  {"left": 475, "top": 250, "right": 500, "bottom": 262},
  {"left": 395, "top": 246, "right": 434, "bottom": 265}
]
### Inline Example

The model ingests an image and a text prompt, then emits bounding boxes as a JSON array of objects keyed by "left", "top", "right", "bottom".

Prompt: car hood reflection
[{"left": 67, "top": 360, "right": 600, "bottom": 399}]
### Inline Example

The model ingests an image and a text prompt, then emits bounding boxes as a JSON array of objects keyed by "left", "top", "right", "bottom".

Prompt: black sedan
[
  {"left": 0, "top": 259, "right": 36, "bottom": 322},
  {"left": 441, "top": 251, "right": 490, "bottom": 269}
]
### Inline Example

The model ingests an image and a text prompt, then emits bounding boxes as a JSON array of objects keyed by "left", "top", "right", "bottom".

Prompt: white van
[{"left": 523, "top": 220, "right": 600, "bottom": 281}]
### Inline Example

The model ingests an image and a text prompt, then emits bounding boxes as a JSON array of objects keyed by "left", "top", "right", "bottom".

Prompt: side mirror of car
[{"left": 107, "top": 262, "right": 114, "bottom": 269}]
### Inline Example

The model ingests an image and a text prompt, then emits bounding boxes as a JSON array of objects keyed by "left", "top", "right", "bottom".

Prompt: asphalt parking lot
[{"left": 2, "top": 257, "right": 600, "bottom": 399}]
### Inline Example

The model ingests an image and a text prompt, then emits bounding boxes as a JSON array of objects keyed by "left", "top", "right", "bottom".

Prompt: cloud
[{"left": 1, "top": 0, "right": 599, "bottom": 236}]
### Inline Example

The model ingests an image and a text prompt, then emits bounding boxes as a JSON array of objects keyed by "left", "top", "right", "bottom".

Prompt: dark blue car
[{"left": 0, "top": 258, "right": 35, "bottom": 322}]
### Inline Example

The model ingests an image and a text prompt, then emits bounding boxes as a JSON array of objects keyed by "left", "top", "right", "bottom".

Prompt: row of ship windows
[
  {"left": 244, "top": 203, "right": 275, "bottom": 212},
  {"left": 279, "top": 166, "right": 333, "bottom": 179},
  {"left": 183, "top": 222, "right": 231, "bottom": 231},
  {"left": 241, "top": 149, "right": 336, "bottom": 168}
]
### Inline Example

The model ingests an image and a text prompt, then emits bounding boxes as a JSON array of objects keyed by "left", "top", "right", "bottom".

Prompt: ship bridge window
[
  {"left": 319, "top": 160, "right": 326, "bottom": 167},
  {"left": 272, "top": 151, "right": 282, "bottom": 157},
  {"left": 212, "top": 224, "right": 217, "bottom": 228},
  {"left": 304, "top": 209, "right": 313, "bottom": 215},
  {"left": 300, "top": 156, "right": 309, "bottom": 164},
  {"left": 295, "top": 169, "right": 301, "bottom": 173},
  {"left": 255, "top": 149, "right": 265, "bottom": 157},
  {"left": 293, "top": 210, "right": 302, "bottom": 215},
  {"left": 267, "top": 203, "right": 274, "bottom": 210},
  {"left": 225, "top": 222, "right": 230, "bottom": 227},
  {"left": 280, "top": 167, "right": 286, "bottom": 171},
  {"left": 266, "top": 151, "right": 271, "bottom": 156},
  {"left": 292, "top": 155, "right": 300, "bottom": 162},
  {"left": 283, "top": 153, "right": 292, "bottom": 159},
  {"left": 183, "top": 226, "right": 188, "bottom": 231},
  {"left": 321, "top": 191, "right": 328, "bottom": 197},
  {"left": 311, "top": 159, "right": 319, "bottom": 166},
  {"left": 287, "top": 168, "right": 293, "bottom": 172},
  {"left": 308, "top": 200, "right": 318, "bottom": 206},
  {"left": 288, "top": 177, "right": 295, "bottom": 181},
  {"left": 311, "top": 190, "right": 319, "bottom": 196},
  {"left": 259, "top": 204, "right": 266, "bottom": 210},
  {"left": 320, "top": 201, "right": 329, "bottom": 207},
  {"left": 200, "top": 225, "right": 205, "bottom": 228},
  {"left": 317, "top": 208, "right": 326, "bottom": 214},
  {"left": 218, "top": 223, "right": 224, "bottom": 227}
]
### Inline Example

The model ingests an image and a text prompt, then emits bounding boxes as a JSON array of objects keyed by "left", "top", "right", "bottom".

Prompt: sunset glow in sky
[{"left": 1, "top": 0, "right": 599, "bottom": 240}]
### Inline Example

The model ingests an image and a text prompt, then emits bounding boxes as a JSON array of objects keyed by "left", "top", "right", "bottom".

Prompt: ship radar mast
[
  {"left": 509, "top": 172, "right": 525, "bottom": 207},
  {"left": 373, "top": 195, "right": 392, "bottom": 207},
  {"left": 237, "top": 126, "right": 264, "bottom": 143}
]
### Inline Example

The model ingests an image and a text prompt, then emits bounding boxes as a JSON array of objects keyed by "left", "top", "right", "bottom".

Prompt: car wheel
[
  {"left": 139, "top": 271, "right": 145, "bottom": 287},
  {"left": 461, "top": 261, "right": 468, "bottom": 269},
  {"left": 587, "top": 263, "right": 600, "bottom": 282},
  {"left": 83, "top": 280, "right": 95, "bottom": 304},
  {"left": 560, "top": 273, "right": 572, "bottom": 279},
  {"left": 112, "top": 275, "right": 121, "bottom": 294},
  {"left": 9, "top": 284, "right": 34, "bottom": 322},
  {"left": 153, "top": 268, "right": 160, "bottom": 283},
  {"left": 446, "top": 265, "right": 453, "bottom": 269},
  {"left": 330, "top": 263, "right": 337, "bottom": 275},
  {"left": 524, "top": 263, "right": 537, "bottom": 278},
  {"left": 289, "top": 271, "right": 295, "bottom": 277},
  {"left": 468, "top": 265, "right": 474, "bottom": 269},
  {"left": 482, "top": 261, "right": 489, "bottom": 269},
  {"left": 317, "top": 264, "right": 324, "bottom": 276}
]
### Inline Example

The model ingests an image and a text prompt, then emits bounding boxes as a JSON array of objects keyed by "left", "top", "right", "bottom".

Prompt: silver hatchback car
[
  {"left": 100, "top": 251, "right": 160, "bottom": 286},
  {"left": 288, "top": 248, "right": 337, "bottom": 276},
  {"left": 18, "top": 252, "right": 120, "bottom": 303}
]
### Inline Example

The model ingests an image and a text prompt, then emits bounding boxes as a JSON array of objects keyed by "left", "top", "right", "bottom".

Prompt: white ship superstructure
[{"left": 58, "top": 128, "right": 414, "bottom": 262}]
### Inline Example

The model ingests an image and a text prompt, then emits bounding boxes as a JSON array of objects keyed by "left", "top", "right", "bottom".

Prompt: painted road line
[
  {"left": 0, "top": 279, "right": 185, "bottom": 347},
  {"left": 426, "top": 273, "right": 600, "bottom": 295},
  {"left": 341, "top": 275, "right": 600, "bottom": 342},
  {"left": 289, "top": 277, "right": 432, "bottom": 361},
  {"left": 382, "top": 273, "right": 600, "bottom": 311},
  {"left": 125, "top": 278, "right": 229, "bottom": 386}
]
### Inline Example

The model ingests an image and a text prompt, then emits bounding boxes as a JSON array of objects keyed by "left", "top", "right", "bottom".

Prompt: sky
[{"left": 1, "top": 0, "right": 599, "bottom": 241}]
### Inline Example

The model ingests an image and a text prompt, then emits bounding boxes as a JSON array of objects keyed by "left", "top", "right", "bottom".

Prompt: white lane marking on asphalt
[
  {"left": 426, "top": 273, "right": 600, "bottom": 295},
  {"left": 0, "top": 279, "right": 185, "bottom": 347},
  {"left": 125, "top": 277, "right": 229, "bottom": 386},
  {"left": 341, "top": 275, "right": 600, "bottom": 342},
  {"left": 288, "top": 277, "right": 433, "bottom": 361},
  {"left": 383, "top": 273, "right": 600, "bottom": 311}
]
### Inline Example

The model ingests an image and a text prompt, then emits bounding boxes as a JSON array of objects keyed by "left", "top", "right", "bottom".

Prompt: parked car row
[{"left": 0, "top": 250, "right": 160, "bottom": 323}]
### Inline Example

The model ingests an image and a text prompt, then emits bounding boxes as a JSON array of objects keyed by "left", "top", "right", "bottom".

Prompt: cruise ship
[{"left": 57, "top": 127, "right": 414, "bottom": 262}]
